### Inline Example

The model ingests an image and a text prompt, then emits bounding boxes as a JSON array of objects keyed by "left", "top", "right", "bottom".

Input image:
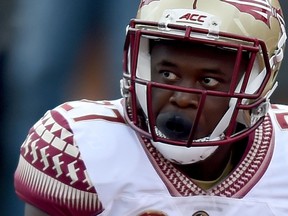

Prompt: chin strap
[
  {"left": 250, "top": 82, "right": 277, "bottom": 125},
  {"left": 209, "top": 73, "right": 278, "bottom": 140},
  {"left": 209, "top": 16, "right": 286, "bottom": 140}
]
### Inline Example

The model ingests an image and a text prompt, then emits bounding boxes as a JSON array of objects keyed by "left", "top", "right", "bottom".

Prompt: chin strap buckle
[
  {"left": 120, "top": 78, "right": 130, "bottom": 97},
  {"left": 251, "top": 101, "right": 270, "bottom": 125},
  {"left": 250, "top": 82, "right": 278, "bottom": 125}
]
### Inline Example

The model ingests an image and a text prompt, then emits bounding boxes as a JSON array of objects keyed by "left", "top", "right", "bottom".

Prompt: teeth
[{"left": 154, "top": 126, "right": 225, "bottom": 142}]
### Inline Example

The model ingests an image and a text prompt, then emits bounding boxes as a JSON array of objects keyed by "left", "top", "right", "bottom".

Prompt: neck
[
  {"left": 174, "top": 133, "right": 249, "bottom": 183},
  {"left": 175, "top": 144, "right": 233, "bottom": 181}
]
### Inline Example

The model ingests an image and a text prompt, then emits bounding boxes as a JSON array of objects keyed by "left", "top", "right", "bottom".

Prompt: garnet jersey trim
[
  {"left": 14, "top": 108, "right": 103, "bottom": 215},
  {"left": 140, "top": 115, "right": 274, "bottom": 197}
]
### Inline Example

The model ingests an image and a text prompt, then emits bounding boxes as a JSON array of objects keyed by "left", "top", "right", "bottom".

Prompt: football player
[{"left": 14, "top": 0, "right": 288, "bottom": 215}]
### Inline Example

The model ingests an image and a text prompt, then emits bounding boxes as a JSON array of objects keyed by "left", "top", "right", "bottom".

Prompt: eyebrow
[
  {"left": 156, "top": 60, "right": 178, "bottom": 67},
  {"left": 156, "top": 60, "right": 227, "bottom": 76},
  {"left": 200, "top": 68, "right": 227, "bottom": 76}
]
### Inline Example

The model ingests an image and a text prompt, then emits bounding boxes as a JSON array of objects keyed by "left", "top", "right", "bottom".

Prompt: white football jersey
[{"left": 14, "top": 99, "right": 288, "bottom": 215}]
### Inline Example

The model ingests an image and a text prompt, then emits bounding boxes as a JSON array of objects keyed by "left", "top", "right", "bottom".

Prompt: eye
[
  {"left": 201, "top": 77, "right": 219, "bottom": 88},
  {"left": 161, "top": 71, "right": 178, "bottom": 81}
]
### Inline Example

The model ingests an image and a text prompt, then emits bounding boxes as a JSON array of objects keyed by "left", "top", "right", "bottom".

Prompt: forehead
[
  {"left": 149, "top": 40, "right": 243, "bottom": 70},
  {"left": 150, "top": 39, "right": 239, "bottom": 58}
]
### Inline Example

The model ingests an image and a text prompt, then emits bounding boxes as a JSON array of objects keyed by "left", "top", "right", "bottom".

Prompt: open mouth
[
  {"left": 155, "top": 112, "right": 193, "bottom": 140},
  {"left": 154, "top": 112, "right": 226, "bottom": 143}
]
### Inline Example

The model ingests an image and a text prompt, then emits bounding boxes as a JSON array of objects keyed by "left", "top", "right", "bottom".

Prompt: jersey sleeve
[{"left": 14, "top": 104, "right": 104, "bottom": 216}]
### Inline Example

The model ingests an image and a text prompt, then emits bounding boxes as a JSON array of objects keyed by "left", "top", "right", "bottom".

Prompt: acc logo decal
[{"left": 221, "top": 0, "right": 282, "bottom": 27}]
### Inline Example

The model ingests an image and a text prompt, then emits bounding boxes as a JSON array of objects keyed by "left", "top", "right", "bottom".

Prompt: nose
[{"left": 169, "top": 90, "right": 199, "bottom": 108}]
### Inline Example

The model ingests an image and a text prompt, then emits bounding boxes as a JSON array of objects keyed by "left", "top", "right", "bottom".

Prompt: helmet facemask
[{"left": 121, "top": 5, "right": 285, "bottom": 164}]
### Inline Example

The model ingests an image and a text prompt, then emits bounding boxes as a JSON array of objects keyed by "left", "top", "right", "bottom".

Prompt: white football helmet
[{"left": 121, "top": 0, "right": 286, "bottom": 164}]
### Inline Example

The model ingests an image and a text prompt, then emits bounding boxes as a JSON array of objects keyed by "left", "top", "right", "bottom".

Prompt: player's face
[{"left": 150, "top": 41, "right": 247, "bottom": 141}]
